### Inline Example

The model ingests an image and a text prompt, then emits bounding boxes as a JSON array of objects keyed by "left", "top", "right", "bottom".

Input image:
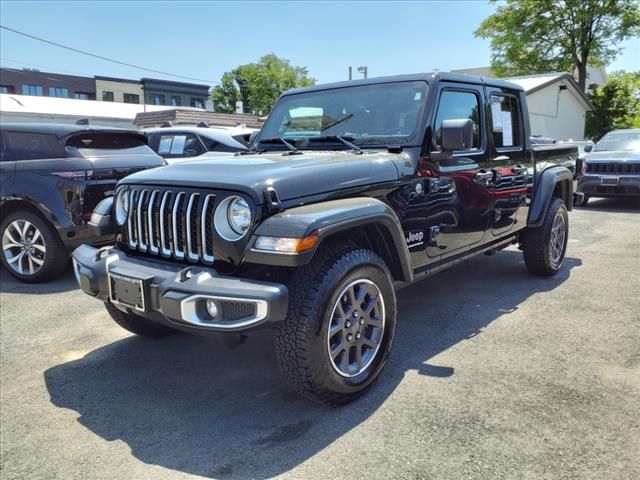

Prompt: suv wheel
[
  {"left": 104, "top": 302, "right": 177, "bottom": 337},
  {"left": 0, "top": 210, "right": 68, "bottom": 283},
  {"left": 522, "top": 197, "right": 569, "bottom": 276},
  {"left": 275, "top": 246, "right": 396, "bottom": 406}
]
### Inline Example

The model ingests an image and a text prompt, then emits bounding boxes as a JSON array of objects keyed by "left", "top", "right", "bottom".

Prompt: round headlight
[
  {"left": 214, "top": 196, "right": 252, "bottom": 241},
  {"left": 115, "top": 189, "right": 129, "bottom": 226},
  {"left": 227, "top": 197, "right": 251, "bottom": 235}
]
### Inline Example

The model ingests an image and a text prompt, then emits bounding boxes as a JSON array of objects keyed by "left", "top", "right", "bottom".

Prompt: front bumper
[
  {"left": 72, "top": 245, "right": 289, "bottom": 333},
  {"left": 577, "top": 174, "right": 640, "bottom": 197}
]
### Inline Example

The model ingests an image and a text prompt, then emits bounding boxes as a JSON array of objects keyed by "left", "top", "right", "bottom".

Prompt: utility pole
[
  {"left": 348, "top": 66, "right": 352, "bottom": 80},
  {"left": 357, "top": 66, "right": 368, "bottom": 79}
]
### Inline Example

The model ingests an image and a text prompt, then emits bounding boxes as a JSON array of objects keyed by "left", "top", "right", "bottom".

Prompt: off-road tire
[
  {"left": 0, "top": 210, "right": 68, "bottom": 283},
  {"left": 274, "top": 246, "right": 397, "bottom": 406},
  {"left": 522, "top": 197, "right": 569, "bottom": 276},
  {"left": 105, "top": 302, "right": 177, "bottom": 337}
]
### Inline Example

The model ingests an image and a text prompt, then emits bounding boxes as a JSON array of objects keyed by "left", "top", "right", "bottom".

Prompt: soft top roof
[
  {"left": 282, "top": 72, "right": 524, "bottom": 97},
  {"left": 0, "top": 123, "right": 140, "bottom": 139}
]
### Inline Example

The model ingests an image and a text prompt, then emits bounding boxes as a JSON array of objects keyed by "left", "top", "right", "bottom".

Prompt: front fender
[
  {"left": 244, "top": 197, "right": 413, "bottom": 282},
  {"left": 528, "top": 166, "right": 573, "bottom": 228}
]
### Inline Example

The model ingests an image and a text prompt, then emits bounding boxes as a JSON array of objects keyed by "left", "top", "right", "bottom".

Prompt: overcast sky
[{"left": 1, "top": 0, "right": 638, "bottom": 86}]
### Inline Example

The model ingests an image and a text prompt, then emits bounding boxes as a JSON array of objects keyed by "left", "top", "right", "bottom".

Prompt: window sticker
[
  {"left": 501, "top": 111, "right": 513, "bottom": 146},
  {"left": 491, "top": 97, "right": 503, "bottom": 131},
  {"left": 170, "top": 135, "right": 187, "bottom": 154},
  {"left": 158, "top": 136, "right": 173, "bottom": 154}
]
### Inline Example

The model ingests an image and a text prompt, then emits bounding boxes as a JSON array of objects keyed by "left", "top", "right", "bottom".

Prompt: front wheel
[
  {"left": 522, "top": 197, "right": 569, "bottom": 276},
  {"left": 274, "top": 247, "right": 397, "bottom": 406}
]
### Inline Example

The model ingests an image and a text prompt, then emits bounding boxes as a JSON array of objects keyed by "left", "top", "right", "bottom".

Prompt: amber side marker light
[{"left": 254, "top": 234, "right": 319, "bottom": 253}]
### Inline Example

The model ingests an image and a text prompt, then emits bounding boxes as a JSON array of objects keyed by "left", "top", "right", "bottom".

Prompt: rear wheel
[
  {"left": 274, "top": 246, "right": 396, "bottom": 406},
  {"left": 105, "top": 302, "right": 177, "bottom": 337},
  {"left": 0, "top": 210, "right": 68, "bottom": 283},
  {"left": 522, "top": 197, "right": 569, "bottom": 276}
]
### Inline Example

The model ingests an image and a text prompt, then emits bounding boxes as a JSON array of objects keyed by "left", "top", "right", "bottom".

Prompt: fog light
[{"left": 205, "top": 299, "right": 218, "bottom": 318}]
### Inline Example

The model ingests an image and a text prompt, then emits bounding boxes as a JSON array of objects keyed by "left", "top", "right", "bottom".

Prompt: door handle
[{"left": 474, "top": 171, "right": 494, "bottom": 185}]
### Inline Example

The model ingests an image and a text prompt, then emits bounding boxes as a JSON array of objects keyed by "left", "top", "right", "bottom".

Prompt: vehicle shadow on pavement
[
  {"left": 576, "top": 197, "right": 640, "bottom": 213},
  {"left": 0, "top": 266, "right": 77, "bottom": 294},
  {"left": 44, "top": 250, "right": 581, "bottom": 480}
]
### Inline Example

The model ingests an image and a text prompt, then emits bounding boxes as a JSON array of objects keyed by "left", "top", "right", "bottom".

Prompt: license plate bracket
[
  {"left": 601, "top": 176, "right": 619, "bottom": 186},
  {"left": 108, "top": 267, "right": 152, "bottom": 312}
]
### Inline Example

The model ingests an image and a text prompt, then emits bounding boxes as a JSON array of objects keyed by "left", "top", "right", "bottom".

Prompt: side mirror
[
  {"left": 584, "top": 144, "right": 593, "bottom": 153},
  {"left": 89, "top": 196, "right": 114, "bottom": 236},
  {"left": 441, "top": 118, "right": 474, "bottom": 151}
]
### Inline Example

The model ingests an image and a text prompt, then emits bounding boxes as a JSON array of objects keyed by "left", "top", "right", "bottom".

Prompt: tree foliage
[
  {"left": 475, "top": 0, "right": 640, "bottom": 91},
  {"left": 211, "top": 54, "right": 315, "bottom": 115},
  {"left": 586, "top": 70, "right": 640, "bottom": 140}
]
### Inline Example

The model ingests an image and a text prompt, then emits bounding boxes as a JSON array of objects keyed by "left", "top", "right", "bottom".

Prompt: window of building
[
  {"left": 74, "top": 92, "right": 90, "bottom": 100},
  {"left": 102, "top": 91, "right": 114, "bottom": 102},
  {"left": 170, "top": 96, "right": 181, "bottom": 106},
  {"left": 48, "top": 87, "right": 70, "bottom": 98},
  {"left": 489, "top": 94, "right": 521, "bottom": 149},
  {"left": 21, "top": 84, "right": 44, "bottom": 96},
  {"left": 433, "top": 90, "right": 481, "bottom": 150},
  {"left": 190, "top": 97, "right": 204, "bottom": 109},
  {"left": 150, "top": 94, "right": 165, "bottom": 105},
  {"left": 123, "top": 93, "right": 140, "bottom": 104},
  {"left": 0, "top": 86, "right": 13, "bottom": 94}
]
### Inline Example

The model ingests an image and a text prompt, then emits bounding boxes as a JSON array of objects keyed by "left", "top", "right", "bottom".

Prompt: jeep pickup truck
[{"left": 73, "top": 72, "right": 580, "bottom": 405}]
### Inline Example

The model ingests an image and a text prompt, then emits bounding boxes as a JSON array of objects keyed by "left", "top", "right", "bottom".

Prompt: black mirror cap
[
  {"left": 584, "top": 144, "right": 593, "bottom": 153},
  {"left": 441, "top": 118, "right": 474, "bottom": 151}
]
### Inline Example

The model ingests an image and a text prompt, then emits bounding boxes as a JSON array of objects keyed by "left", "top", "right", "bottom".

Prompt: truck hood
[
  {"left": 119, "top": 151, "right": 403, "bottom": 203},
  {"left": 586, "top": 151, "right": 640, "bottom": 162}
]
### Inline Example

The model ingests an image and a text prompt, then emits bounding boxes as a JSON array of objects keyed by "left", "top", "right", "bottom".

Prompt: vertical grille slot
[{"left": 125, "top": 187, "right": 216, "bottom": 264}]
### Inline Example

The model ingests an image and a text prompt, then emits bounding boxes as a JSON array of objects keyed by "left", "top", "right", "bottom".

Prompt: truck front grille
[
  {"left": 126, "top": 188, "right": 216, "bottom": 264},
  {"left": 587, "top": 163, "right": 640, "bottom": 174}
]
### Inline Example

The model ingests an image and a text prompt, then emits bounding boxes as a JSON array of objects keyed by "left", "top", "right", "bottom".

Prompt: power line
[
  {"left": 1, "top": 57, "right": 96, "bottom": 78},
  {"left": 0, "top": 25, "right": 218, "bottom": 85}
]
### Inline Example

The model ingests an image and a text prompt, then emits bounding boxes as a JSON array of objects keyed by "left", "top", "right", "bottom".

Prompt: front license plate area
[
  {"left": 601, "top": 176, "right": 619, "bottom": 186},
  {"left": 109, "top": 271, "right": 148, "bottom": 312}
]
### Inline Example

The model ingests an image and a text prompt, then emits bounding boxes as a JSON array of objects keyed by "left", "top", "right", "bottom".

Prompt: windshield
[
  {"left": 594, "top": 131, "right": 640, "bottom": 152},
  {"left": 258, "top": 81, "right": 428, "bottom": 150}
]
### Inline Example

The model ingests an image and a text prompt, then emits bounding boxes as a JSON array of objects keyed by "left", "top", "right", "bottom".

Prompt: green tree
[
  {"left": 211, "top": 54, "right": 315, "bottom": 115},
  {"left": 586, "top": 70, "right": 640, "bottom": 139},
  {"left": 475, "top": 0, "right": 640, "bottom": 91}
]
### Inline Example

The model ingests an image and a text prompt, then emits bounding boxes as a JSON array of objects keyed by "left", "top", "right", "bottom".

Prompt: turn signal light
[{"left": 254, "top": 234, "right": 319, "bottom": 253}]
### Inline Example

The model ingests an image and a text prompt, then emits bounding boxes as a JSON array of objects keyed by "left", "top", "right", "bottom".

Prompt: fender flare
[
  {"left": 0, "top": 195, "right": 68, "bottom": 232},
  {"left": 528, "top": 166, "right": 573, "bottom": 228},
  {"left": 244, "top": 197, "right": 414, "bottom": 282}
]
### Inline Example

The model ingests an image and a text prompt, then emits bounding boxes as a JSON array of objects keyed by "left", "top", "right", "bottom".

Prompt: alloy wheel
[
  {"left": 2, "top": 219, "right": 46, "bottom": 276},
  {"left": 327, "top": 278, "right": 385, "bottom": 378},
  {"left": 549, "top": 212, "right": 566, "bottom": 267}
]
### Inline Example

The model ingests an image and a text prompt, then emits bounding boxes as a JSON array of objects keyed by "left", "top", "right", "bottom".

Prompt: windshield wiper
[
  {"left": 320, "top": 113, "right": 354, "bottom": 132},
  {"left": 309, "top": 135, "right": 363, "bottom": 154},
  {"left": 258, "top": 137, "right": 303, "bottom": 155}
]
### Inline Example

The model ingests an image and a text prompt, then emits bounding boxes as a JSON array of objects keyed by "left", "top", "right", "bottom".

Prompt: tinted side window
[
  {"left": 490, "top": 94, "right": 521, "bottom": 148},
  {"left": 5, "top": 132, "right": 66, "bottom": 160},
  {"left": 433, "top": 90, "right": 481, "bottom": 150},
  {"left": 200, "top": 136, "right": 244, "bottom": 153},
  {"left": 1, "top": 132, "right": 14, "bottom": 161}
]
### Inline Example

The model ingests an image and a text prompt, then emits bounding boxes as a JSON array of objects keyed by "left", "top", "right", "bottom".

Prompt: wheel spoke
[
  {"left": 355, "top": 344, "right": 363, "bottom": 371},
  {"left": 367, "top": 316, "right": 383, "bottom": 329},
  {"left": 2, "top": 240, "right": 21, "bottom": 251},
  {"left": 31, "top": 229, "right": 42, "bottom": 243},
  {"left": 19, "top": 220, "right": 32, "bottom": 238},
  {"left": 363, "top": 293, "right": 380, "bottom": 314},
  {"left": 361, "top": 337, "right": 378, "bottom": 349},
  {"left": 3, "top": 229, "right": 21, "bottom": 246},
  {"left": 30, "top": 256, "right": 44, "bottom": 266},
  {"left": 28, "top": 256, "right": 35, "bottom": 274},
  {"left": 31, "top": 244, "right": 46, "bottom": 253}
]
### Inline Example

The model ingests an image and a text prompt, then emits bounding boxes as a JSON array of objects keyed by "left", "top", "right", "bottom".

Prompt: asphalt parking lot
[{"left": 1, "top": 198, "right": 639, "bottom": 480}]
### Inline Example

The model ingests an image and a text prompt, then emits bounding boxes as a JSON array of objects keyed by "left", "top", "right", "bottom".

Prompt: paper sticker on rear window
[
  {"left": 158, "top": 136, "right": 173, "bottom": 154},
  {"left": 170, "top": 135, "right": 186, "bottom": 154}
]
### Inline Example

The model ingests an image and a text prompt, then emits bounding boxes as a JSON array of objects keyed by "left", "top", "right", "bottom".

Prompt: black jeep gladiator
[{"left": 73, "top": 72, "right": 580, "bottom": 405}]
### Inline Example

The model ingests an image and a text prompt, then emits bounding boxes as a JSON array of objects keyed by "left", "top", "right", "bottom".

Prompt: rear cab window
[
  {"left": 66, "top": 132, "right": 153, "bottom": 157},
  {"left": 489, "top": 94, "right": 522, "bottom": 150}
]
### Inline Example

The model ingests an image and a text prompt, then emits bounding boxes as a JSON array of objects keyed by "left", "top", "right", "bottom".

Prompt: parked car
[
  {"left": 73, "top": 73, "right": 579, "bottom": 405},
  {"left": 145, "top": 126, "right": 250, "bottom": 163},
  {"left": 0, "top": 124, "right": 166, "bottom": 282},
  {"left": 577, "top": 129, "right": 640, "bottom": 204},
  {"left": 558, "top": 139, "right": 595, "bottom": 179}
]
